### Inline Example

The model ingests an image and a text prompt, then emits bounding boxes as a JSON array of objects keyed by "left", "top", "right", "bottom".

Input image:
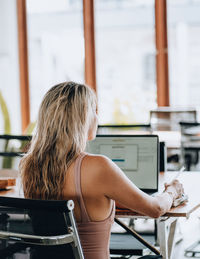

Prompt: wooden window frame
[
  {"left": 155, "top": 0, "right": 169, "bottom": 106},
  {"left": 83, "top": 0, "right": 170, "bottom": 105},
  {"left": 17, "top": 0, "right": 30, "bottom": 133},
  {"left": 83, "top": 0, "right": 96, "bottom": 92}
]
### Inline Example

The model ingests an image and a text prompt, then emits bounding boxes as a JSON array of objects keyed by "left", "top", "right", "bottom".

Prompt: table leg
[
  {"left": 157, "top": 218, "right": 178, "bottom": 259},
  {"left": 157, "top": 219, "right": 168, "bottom": 259},
  {"left": 168, "top": 219, "right": 178, "bottom": 258}
]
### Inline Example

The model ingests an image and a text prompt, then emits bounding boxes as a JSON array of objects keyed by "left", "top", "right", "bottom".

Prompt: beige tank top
[{"left": 74, "top": 153, "right": 115, "bottom": 259}]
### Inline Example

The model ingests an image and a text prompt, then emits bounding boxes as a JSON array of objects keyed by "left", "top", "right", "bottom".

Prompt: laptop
[{"left": 86, "top": 134, "right": 159, "bottom": 195}]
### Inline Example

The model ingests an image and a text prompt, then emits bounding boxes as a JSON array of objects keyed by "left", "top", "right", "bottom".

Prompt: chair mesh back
[
  {"left": 0, "top": 198, "right": 78, "bottom": 259},
  {"left": 29, "top": 210, "right": 75, "bottom": 259}
]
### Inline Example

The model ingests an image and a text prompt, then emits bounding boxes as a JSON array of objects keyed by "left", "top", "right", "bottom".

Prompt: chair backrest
[
  {"left": 0, "top": 196, "right": 84, "bottom": 259},
  {"left": 0, "top": 135, "right": 32, "bottom": 169}
]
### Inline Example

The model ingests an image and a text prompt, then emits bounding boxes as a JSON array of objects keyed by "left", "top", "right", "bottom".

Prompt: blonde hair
[{"left": 20, "top": 82, "right": 97, "bottom": 199}]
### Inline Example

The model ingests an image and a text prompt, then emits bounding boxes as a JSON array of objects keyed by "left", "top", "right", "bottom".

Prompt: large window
[
  {"left": 0, "top": 0, "right": 176, "bottom": 131},
  {"left": 95, "top": 0, "right": 156, "bottom": 124},
  {"left": 27, "top": 0, "right": 84, "bottom": 122},
  {"left": 168, "top": 0, "right": 200, "bottom": 113},
  {"left": 0, "top": 0, "right": 21, "bottom": 134}
]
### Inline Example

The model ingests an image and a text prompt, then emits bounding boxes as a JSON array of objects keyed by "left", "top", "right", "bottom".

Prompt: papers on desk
[{"left": 172, "top": 194, "right": 188, "bottom": 207}]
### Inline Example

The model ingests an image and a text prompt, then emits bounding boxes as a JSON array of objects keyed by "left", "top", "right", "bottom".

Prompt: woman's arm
[{"left": 95, "top": 155, "right": 183, "bottom": 218}]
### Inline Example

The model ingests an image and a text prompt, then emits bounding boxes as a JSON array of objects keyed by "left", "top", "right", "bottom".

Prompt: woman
[{"left": 20, "top": 81, "right": 184, "bottom": 259}]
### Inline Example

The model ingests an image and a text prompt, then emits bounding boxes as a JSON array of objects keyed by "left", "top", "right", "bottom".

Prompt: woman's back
[
  {"left": 63, "top": 153, "right": 115, "bottom": 259},
  {"left": 63, "top": 153, "right": 114, "bottom": 222}
]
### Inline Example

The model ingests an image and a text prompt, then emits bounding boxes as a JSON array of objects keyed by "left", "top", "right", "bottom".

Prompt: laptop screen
[{"left": 86, "top": 135, "right": 159, "bottom": 193}]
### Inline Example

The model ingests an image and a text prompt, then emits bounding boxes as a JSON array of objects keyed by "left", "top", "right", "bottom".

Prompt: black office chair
[
  {"left": 179, "top": 122, "right": 200, "bottom": 171},
  {"left": 110, "top": 218, "right": 162, "bottom": 259},
  {"left": 0, "top": 196, "right": 84, "bottom": 259},
  {"left": 0, "top": 135, "right": 32, "bottom": 169}
]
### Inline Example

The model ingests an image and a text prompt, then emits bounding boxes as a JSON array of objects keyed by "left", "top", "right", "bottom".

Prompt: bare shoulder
[
  {"left": 83, "top": 153, "right": 111, "bottom": 165},
  {"left": 82, "top": 153, "right": 114, "bottom": 173},
  {"left": 80, "top": 153, "right": 124, "bottom": 198},
  {"left": 82, "top": 153, "right": 122, "bottom": 180}
]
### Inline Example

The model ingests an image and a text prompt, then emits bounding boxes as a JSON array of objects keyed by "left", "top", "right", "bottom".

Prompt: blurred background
[{"left": 1, "top": 0, "right": 200, "bottom": 133}]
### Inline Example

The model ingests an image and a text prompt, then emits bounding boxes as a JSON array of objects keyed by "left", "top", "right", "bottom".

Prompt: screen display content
[{"left": 86, "top": 135, "right": 158, "bottom": 192}]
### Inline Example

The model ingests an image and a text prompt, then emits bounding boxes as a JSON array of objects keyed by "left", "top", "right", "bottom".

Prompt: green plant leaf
[
  {"left": 24, "top": 121, "right": 36, "bottom": 135},
  {"left": 0, "top": 90, "right": 11, "bottom": 134}
]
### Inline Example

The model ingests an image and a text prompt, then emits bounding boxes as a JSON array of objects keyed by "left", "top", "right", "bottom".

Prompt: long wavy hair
[{"left": 20, "top": 82, "right": 97, "bottom": 200}]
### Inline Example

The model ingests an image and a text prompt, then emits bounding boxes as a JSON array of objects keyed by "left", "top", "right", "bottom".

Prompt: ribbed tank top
[{"left": 74, "top": 153, "right": 115, "bottom": 259}]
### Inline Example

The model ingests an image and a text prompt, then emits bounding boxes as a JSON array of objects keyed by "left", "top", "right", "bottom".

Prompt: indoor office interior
[{"left": 1, "top": 0, "right": 200, "bottom": 259}]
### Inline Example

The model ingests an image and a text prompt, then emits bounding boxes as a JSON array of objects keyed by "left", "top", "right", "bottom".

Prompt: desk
[
  {"left": 1, "top": 172, "right": 200, "bottom": 259},
  {"left": 116, "top": 172, "right": 200, "bottom": 259}
]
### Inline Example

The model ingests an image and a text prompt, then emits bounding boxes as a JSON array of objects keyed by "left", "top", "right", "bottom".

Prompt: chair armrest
[{"left": 0, "top": 231, "right": 74, "bottom": 246}]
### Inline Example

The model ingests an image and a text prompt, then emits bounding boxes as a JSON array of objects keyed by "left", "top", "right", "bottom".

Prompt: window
[
  {"left": 0, "top": 0, "right": 21, "bottom": 134},
  {"left": 168, "top": 0, "right": 200, "bottom": 112},
  {"left": 27, "top": 0, "right": 84, "bottom": 122},
  {"left": 95, "top": 0, "right": 156, "bottom": 124}
]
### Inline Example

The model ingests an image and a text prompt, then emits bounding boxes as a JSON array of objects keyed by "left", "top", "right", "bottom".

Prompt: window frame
[
  {"left": 17, "top": 0, "right": 30, "bottom": 133},
  {"left": 17, "top": 0, "right": 169, "bottom": 131}
]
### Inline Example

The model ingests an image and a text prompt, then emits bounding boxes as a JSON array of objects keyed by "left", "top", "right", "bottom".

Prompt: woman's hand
[{"left": 164, "top": 179, "right": 184, "bottom": 201}]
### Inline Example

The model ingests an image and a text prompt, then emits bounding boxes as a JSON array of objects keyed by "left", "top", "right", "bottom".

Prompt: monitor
[{"left": 86, "top": 135, "right": 159, "bottom": 193}]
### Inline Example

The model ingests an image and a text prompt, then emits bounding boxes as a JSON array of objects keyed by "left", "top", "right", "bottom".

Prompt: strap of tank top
[{"left": 74, "top": 152, "right": 91, "bottom": 223}]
